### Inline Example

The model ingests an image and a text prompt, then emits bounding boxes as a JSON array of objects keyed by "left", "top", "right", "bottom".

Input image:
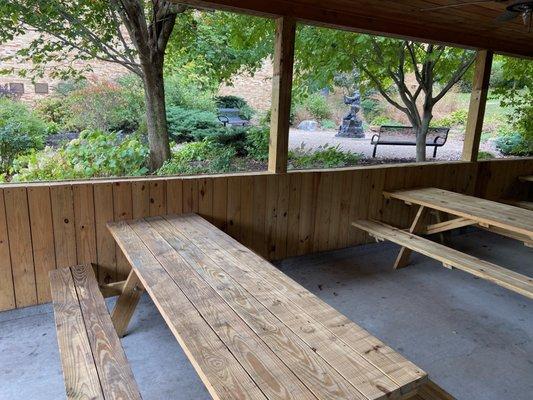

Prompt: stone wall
[{"left": 0, "top": 30, "right": 128, "bottom": 104}]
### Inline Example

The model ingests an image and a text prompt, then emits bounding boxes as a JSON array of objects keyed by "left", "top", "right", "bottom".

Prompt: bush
[
  {"left": 360, "top": 97, "right": 385, "bottom": 122},
  {"left": 166, "top": 106, "right": 221, "bottom": 142},
  {"left": 245, "top": 126, "right": 270, "bottom": 161},
  {"left": 63, "top": 79, "right": 145, "bottom": 133},
  {"left": 320, "top": 119, "right": 337, "bottom": 130},
  {"left": 432, "top": 109, "right": 468, "bottom": 128},
  {"left": 12, "top": 130, "right": 149, "bottom": 182},
  {"left": 0, "top": 123, "right": 35, "bottom": 173},
  {"left": 165, "top": 74, "right": 217, "bottom": 112},
  {"left": 157, "top": 140, "right": 236, "bottom": 176},
  {"left": 288, "top": 144, "right": 362, "bottom": 169},
  {"left": 495, "top": 130, "right": 533, "bottom": 156},
  {"left": 370, "top": 116, "right": 401, "bottom": 126},
  {"left": 302, "top": 93, "right": 332, "bottom": 121},
  {"left": 215, "top": 95, "right": 254, "bottom": 120},
  {"left": 35, "top": 97, "right": 71, "bottom": 130}
]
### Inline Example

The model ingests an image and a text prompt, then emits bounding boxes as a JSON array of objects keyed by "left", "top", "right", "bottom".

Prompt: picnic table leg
[
  {"left": 111, "top": 269, "right": 144, "bottom": 338},
  {"left": 394, "top": 205, "right": 428, "bottom": 269}
]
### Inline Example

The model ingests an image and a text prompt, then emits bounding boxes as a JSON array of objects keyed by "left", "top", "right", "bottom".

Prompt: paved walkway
[{"left": 288, "top": 129, "right": 499, "bottom": 161}]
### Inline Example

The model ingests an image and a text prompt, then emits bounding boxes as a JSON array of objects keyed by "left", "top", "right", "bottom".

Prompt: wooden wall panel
[{"left": 0, "top": 158, "right": 531, "bottom": 310}]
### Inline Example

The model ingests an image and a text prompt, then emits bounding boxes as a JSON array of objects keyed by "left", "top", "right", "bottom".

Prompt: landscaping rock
[{"left": 298, "top": 120, "right": 318, "bottom": 131}]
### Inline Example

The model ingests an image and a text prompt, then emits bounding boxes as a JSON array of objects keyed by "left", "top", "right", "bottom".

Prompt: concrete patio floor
[{"left": 0, "top": 229, "right": 531, "bottom": 400}]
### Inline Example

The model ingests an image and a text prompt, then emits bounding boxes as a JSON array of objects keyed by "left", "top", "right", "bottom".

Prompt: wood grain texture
[
  {"left": 0, "top": 158, "right": 531, "bottom": 310},
  {"left": 0, "top": 189, "right": 15, "bottom": 310}
]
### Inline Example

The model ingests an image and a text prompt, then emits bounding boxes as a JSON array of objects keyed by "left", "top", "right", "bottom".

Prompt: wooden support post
[
  {"left": 394, "top": 205, "right": 427, "bottom": 269},
  {"left": 111, "top": 269, "right": 144, "bottom": 338},
  {"left": 268, "top": 16, "right": 296, "bottom": 174},
  {"left": 462, "top": 50, "right": 493, "bottom": 162}
]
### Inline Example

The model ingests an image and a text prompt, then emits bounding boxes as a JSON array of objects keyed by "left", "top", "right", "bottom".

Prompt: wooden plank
[
  {"left": 50, "top": 185, "right": 77, "bottom": 269},
  {"left": 386, "top": 188, "right": 533, "bottom": 239},
  {"left": 113, "top": 182, "right": 133, "bottom": 280},
  {"left": 500, "top": 199, "right": 533, "bottom": 212},
  {"left": 4, "top": 187, "right": 37, "bottom": 308},
  {"left": 176, "top": 214, "right": 428, "bottom": 397},
  {"left": 424, "top": 217, "right": 477, "bottom": 235},
  {"left": 313, "top": 172, "right": 333, "bottom": 252},
  {"left": 165, "top": 179, "right": 183, "bottom": 215},
  {"left": 131, "top": 181, "right": 150, "bottom": 219},
  {"left": 226, "top": 176, "right": 242, "bottom": 240},
  {"left": 352, "top": 219, "right": 533, "bottom": 299},
  {"left": 297, "top": 172, "right": 317, "bottom": 255},
  {"left": 268, "top": 16, "right": 296, "bottom": 174},
  {"left": 149, "top": 180, "right": 166, "bottom": 216},
  {"left": 182, "top": 179, "right": 199, "bottom": 214},
  {"left": 71, "top": 264, "right": 142, "bottom": 399},
  {"left": 93, "top": 183, "right": 116, "bottom": 284},
  {"left": 73, "top": 185, "right": 97, "bottom": 267},
  {"left": 265, "top": 174, "right": 279, "bottom": 259},
  {"left": 107, "top": 221, "right": 282, "bottom": 400},
  {"left": 337, "top": 170, "right": 354, "bottom": 248},
  {"left": 157, "top": 216, "right": 403, "bottom": 400},
  {"left": 0, "top": 189, "right": 15, "bottom": 311},
  {"left": 519, "top": 175, "right": 533, "bottom": 183},
  {"left": 134, "top": 217, "right": 371, "bottom": 400},
  {"left": 111, "top": 269, "right": 144, "bottom": 338},
  {"left": 240, "top": 176, "right": 254, "bottom": 248},
  {"left": 198, "top": 178, "right": 213, "bottom": 223},
  {"left": 327, "top": 171, "right": 344, "bottom": 250},
  {"left": 462, "top": 50, "right": 493, "bottom": 162},
  {"left": 251, "top": 174, "right": 267, "bottom": 257},
  {"left": 394, "top": 206, "right": 428, "bottom": 269},
  {"left": 27, "top": 186, "right": 57, "bottom": 304},
  {"left": 286, "top": 173, "right": 302, "bottom": 256},
  {"left": 212, "top": 177, "right": 227, "bottom": 231},
  {"left": 274, "top": 173, "right": 290, "bottom": 259},
  {"left": 49, "top": 267, "right": 103, "bottom": 400}
]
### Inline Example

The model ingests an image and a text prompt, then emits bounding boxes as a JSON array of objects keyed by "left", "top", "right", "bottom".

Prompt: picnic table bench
[
  {"left": 50, "top": 213, "right": 456, "bottom": 399},
  {"left": 217, "top": 107, "right": 250, "bottom": 127},
  {"left": 352, "top": 188, "right": 533, "bottom": 300},
  {"left": 371, "top": 126, "right": 449, "bottom": 158}
]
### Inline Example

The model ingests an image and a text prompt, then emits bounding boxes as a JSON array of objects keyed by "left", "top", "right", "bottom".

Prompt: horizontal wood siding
[{"left": 0, "top": 158, "right": 531, "bottom": 310}]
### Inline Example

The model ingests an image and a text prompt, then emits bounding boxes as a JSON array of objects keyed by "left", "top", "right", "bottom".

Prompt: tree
[
  {"left": 294, "top": 28, "right": 476, "bottom": 161},
  {"left": 0, "top": 0, "right": 186, "bottom": 170}
]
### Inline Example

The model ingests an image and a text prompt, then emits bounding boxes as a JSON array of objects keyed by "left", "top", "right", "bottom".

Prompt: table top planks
[
  {"left": 384, "top": 188, "right": 533, "bottom": 238},
  {"left": 107, "top": 214, "right": 427, "bottom": 400}
]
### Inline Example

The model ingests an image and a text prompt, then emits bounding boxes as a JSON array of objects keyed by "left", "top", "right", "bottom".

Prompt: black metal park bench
[
  {"left": 217, "top": 107, "right": 250, "bottom": 127},
  {"left": 371, "top": 126, "right": 450, "bottom": 158}
]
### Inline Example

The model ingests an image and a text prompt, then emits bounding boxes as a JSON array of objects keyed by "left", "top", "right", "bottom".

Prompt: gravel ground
[{"left": 288, "top": 128, "right": 500, "bottom": 161}]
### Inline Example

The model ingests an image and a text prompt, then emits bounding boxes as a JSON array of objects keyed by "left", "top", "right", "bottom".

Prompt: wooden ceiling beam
[{"left": 176, "top": 0, "right": 532, "bottom": 58}]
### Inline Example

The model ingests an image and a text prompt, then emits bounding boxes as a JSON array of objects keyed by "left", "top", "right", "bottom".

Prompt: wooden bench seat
[
  {"left": 107, "top": 214, "right": 433, "bottom": 400},
  {"left": 352, "top": 219, "right": 533, "bottom": 299},
  {"left": 49, "top": 264, "right": 141, "bottom": 400}
]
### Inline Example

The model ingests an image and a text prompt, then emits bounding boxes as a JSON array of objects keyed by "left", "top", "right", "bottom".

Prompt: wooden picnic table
[
  {"left": 107, "top": 214, "right": 429, "bottom": 400},
  {"left": 384, "top": 187, "right": 533, "bottom": 241}
]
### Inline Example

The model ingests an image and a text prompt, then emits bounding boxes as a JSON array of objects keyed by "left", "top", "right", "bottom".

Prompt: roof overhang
[{"left": 176, "top": 0, "right": 533, "bottom": 59}]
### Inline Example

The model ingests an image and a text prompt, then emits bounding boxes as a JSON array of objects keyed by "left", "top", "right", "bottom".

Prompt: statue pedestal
[{"left": 336, "top": 118, "right": 364, "bottom": 138}]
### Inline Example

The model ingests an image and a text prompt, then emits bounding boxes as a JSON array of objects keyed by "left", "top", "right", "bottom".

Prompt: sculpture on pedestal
[{"left": 336, "top": 90, "right": 364, "bottom": 138}]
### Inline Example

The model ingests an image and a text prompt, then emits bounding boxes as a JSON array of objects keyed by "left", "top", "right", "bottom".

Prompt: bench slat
[
  {"left": 168, "top": 214, "right": 427, "bottom": 396},
  {"left": 109, "top": 221, "right": 271, "bottom": 400},
  {"left": 141, "top": 217, "right": 395, "bottom": 400},
  {"left": 70, "top": 265, "right": 142, "bottom": 400},
  {"left": 50, "top": 267, "right": 104, "bottom": 400},
  {"left": 352, "top": 220, "right": 533, "bottom": 299}
]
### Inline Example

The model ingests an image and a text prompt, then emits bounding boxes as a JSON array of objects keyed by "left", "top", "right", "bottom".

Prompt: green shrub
[
  {"left": 215, "top": 95, "right": 254, "bottom": 120},
  {"left": 432, "top": 109, "right": 468, "bottom": 128},
  {"left": 320, "top": 119, "right": 337, "bottom": 130},
  {"left": 12, "top": 130, "right": 149, "bottom": 182},
  {"left": 0, "top": 98, "right": 49, "bottom": 142},
  {"left": 157, "top": 140, "right": 236, "bottom": 176},
  {"left": 63, "top": 79, "right": 145, "bottom": 133},
  {"left": 166, "top": 106, "right": 221, "bottom": 142},
  {"left": 35, "top": 97, "right": 71, "bottom": 130},
  {"left": 302, "top": 93, "right": 332, "bottom": 120},
  {"left": 370, "top": 116, "right": 401, "bottom": 126},
  {"left": 477, "top": 151, "right": 495, "bottom": 160},
  {"left": 0, "top": 123, "right": 35, "bottom": 174},
  {"left": 360, "top": 97, "right": 385, "bottom": 122},
  {"left": 288, "top": 144, "right": 361, "bottom": 169},
  {"left": 165, "top": 74, "right": 217, "bottom": 112},
  {"left": 495, "top": 130, "right": 533, "bottom": 156},
  {"left": 245, "top": 126, "right": 270, "bottom": 161}
]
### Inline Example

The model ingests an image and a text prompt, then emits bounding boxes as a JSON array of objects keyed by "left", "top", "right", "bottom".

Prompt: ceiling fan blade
[
  {"left": 495, "top": 10, "right": 520, "bottom": 22},
  {"left": 420, "top": 0, "right": 494, "bottom": 12}
]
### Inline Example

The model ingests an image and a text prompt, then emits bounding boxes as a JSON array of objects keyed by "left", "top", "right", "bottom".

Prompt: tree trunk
[
  {"left": 416, "top": 109, "right": 433, "bottom": 162},
  {"left": 142, "top": 59, "right": 171, "bottom": 171}
]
